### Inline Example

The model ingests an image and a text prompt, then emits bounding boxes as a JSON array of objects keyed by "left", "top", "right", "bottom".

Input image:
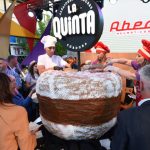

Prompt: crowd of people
[{"left": 0, "top": 35, "right": 150, "bottom": 150}]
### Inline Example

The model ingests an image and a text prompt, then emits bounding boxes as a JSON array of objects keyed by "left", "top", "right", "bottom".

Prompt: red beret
[
  {"left": 94, "top": 42, "right": 110, "bottom": 54},
  {"left": 138, "top": 39, "right": 150, "bottom": 62}
]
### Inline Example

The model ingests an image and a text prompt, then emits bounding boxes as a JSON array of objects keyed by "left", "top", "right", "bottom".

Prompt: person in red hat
[
  {"left": 82, "top": 42, "right": 110, "bottom": 71},
  {"left": 104, "top": 39, "right": 150, "bottom": 106},
  {"left": 92, "top": 41, "right": 110, "bottom": 65}
]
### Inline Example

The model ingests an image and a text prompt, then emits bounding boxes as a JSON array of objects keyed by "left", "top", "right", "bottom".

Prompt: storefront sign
[
  {"left": 10, "top": 45, "right": 27, "bottom": 56},
  {"left": 110, "top": 20, "right": 150, "bottom": 32},
  {"left": 53, "top": 0, "right": 103, "bottom": 51}
]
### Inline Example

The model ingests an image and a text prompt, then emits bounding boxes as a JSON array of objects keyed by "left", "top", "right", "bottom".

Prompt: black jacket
[{"left": 111, "top": 100, "right": 150, "bottom": 150}]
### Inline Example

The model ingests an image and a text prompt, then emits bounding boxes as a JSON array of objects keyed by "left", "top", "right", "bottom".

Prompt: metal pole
[
  {"left": 77, "top": 51, "right": 81, "bottom": 71},
  {"left": 3, "top": 0, "right": 7, "bottom": 12}
]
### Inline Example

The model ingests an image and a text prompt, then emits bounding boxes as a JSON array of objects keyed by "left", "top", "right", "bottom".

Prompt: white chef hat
[{"left": 41, "top": 35, "right": 57, "bottom": 48}]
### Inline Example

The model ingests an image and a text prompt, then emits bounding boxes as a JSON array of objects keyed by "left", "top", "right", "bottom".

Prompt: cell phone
[{"left": 128, "top": 94, "right": 136, "bottom": 99}]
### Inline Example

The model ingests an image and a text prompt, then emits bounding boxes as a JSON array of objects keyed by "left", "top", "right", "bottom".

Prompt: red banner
[{"left": 14, "top": 1, "right": 37, "bottom": 51}]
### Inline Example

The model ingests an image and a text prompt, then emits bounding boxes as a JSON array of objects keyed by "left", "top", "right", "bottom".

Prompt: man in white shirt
[
  {"left": 111, "top": 64, "right": 150, "bottom": 150},
  {"left": 37, "top": 35, "right": 70, "bottom": 74}
]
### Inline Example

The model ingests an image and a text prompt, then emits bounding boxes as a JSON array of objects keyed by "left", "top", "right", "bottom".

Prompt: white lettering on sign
[
  {"left": 53, "top": 10, "right": 95, "bottom": 39},
  {"left": 68, "top": 3, "right": 77, "bottom": 14},
  {"left": 67, "top": 42, "right": 87, "bottom": 49}
]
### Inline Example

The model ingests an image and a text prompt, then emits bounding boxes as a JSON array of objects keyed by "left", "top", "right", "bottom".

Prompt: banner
[
  {"left": 0, "top": 1, "right": 16, "bottom": 58},
  {"left": 21, "top": 19, "right": 52, "bottom": 65},
  {"left": 100, "top": 0, "right": 150, "bottom": 53}
]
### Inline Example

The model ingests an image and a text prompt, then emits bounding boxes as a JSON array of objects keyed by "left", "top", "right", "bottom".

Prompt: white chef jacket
[{"left": 37, "top": 54, "right": 67, "bottom": 69}]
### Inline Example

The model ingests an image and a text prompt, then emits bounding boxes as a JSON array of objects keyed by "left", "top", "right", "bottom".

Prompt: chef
[{"left": 37, "top": 35, "right": 70, "bottom": 74}]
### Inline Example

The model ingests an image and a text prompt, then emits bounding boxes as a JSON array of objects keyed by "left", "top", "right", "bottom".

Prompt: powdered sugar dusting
[
  {"left": 41, "top": 115, "right": 117, "bottom": 140},
  {"left": 36, "top": 71, "right": 122, "bottom": 100}
]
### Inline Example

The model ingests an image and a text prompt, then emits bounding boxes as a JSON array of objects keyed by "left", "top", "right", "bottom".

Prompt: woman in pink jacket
[{"left": 0, "top": 73, "right": 36, "bottom": 150}]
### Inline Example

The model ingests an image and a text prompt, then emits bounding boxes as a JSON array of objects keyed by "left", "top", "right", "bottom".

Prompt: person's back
[
  {"left": 111, "top": 102, "right": 150, "bottom": 150},
  {"left": 111, "top": 64, "right": 150, "bottom": 150},
  {"left": 130, "top": 102, "right": 150, "bottom": 150},
  {"left": 0, "top": 104, "right": 36, "bottom": 150}
]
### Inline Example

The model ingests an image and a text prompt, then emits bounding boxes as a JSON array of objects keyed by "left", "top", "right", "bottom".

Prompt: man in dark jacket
[{"left": 111, "top": 64, "right": 150, "bottom": 150}]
